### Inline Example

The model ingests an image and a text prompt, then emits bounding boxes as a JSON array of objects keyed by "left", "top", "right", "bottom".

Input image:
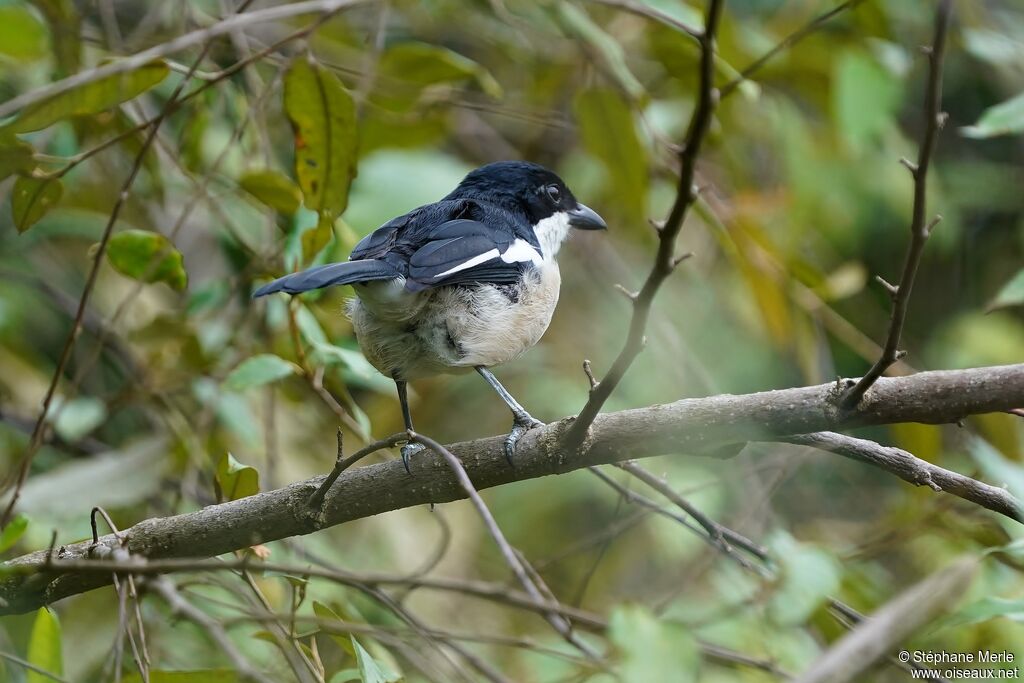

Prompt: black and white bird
[{"left": 253, "top": 161, "right": 606, "bottom": 469}]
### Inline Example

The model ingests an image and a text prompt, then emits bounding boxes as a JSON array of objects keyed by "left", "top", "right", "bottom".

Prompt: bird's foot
[
  {"left": 400, "top": 442, "right": 425, "bottom": 474},
  {"left": 504, "top": 412, "right": 544, "bottom": 467}
]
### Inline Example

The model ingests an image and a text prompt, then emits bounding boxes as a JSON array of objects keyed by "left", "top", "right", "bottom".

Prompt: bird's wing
[{"left": 404, "top": 219, "right": 542, "bottom": 291}]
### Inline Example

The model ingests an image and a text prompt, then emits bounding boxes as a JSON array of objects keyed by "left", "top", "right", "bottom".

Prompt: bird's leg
[
  {"left": 475, "top": 366, "right": 544, "bottom": 466},
  {"left": 394, "top": 377, "right": 423, "bottom": 473}
]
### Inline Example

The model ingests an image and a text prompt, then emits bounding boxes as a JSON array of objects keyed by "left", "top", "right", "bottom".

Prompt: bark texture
[{"left": 1, "top": 363, "right": 1022, "bottom": 615}]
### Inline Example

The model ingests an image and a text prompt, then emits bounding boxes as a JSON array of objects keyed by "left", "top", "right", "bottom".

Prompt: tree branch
[
  {"left": 562, "top": 0, "right": 724, "bottom": 447},
  {"left": 840, "top": 0, "right": 953, "bottom": 408},
  {"left": 1, "top": 363, "right": 1022, "bottom": 614},
  {"left": 779, "top": 432, "right": 1023, "bottom": 522},
  {"left": 0, "top": 0, "right": 373, "bottom": 121}
]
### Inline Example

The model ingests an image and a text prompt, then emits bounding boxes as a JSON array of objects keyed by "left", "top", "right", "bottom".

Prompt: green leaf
[
  {"left": 767, "top": 532, "right": 841, "bottom": 625},
  {"left": 938, "top": 596, "right": 1024, "bottom": 629},
  {"left": 52, "top": 396, "right": 107, "bottom": 441},
  {"left": 375, "top": 42, "right": 503, "bottom": 111},
  {"left": 970, "top": 436, "right": 1024, "bottom": 502},
  {"left": 223, "top": 353, "right": 299, "bottom": 391},
  {"left": 215, "top": 452, "right": 260, "bottom": 501},
  {"left": 30, "top": 0, "right": 81, "bottom": 75},
  {"left": 555, "top": 4, "right": 645, "bottom": 102},
  {"left": 123, "top": 671, "right": 239, "bottom": 683},
  {"left": 608, "top": 604, "right": 699, "bottom": 683},
  {"left": 988, "top": 269, "right": 1024, "bottom": 310},
  {"left": 12, "top": 175, "right": 63, "bottom": 233},
  {"left": 239, "top": 169, "right": 302, "bottom": 215},
  {"left": 302, "top": 215, "right": 335, "bottom": 263},
  {"left": 283, "top": 57, "right": 358, "bottom": 229},
  {"left": 106, "top": 229, "right": 187, "bottom": 291},
  {"left": 329, "top": 670, "right": 361, "bottom": 683},
  {"left": 0, "top": 135, "right": 35, "bottom": 181},
  {"left": 352, "top": 637, "right": 401, "bottom": 683},
  {"left": 574, "top": 88, "right": 647, "bottom": 218},
  {"left": 833, "top": 50, "right": 901, "bottom": 152},
  {"left": 27, "top": 608, "right": 62, "bottom": 683},
  {"left": 0, "top": 514, "right": 29, "bottom": 553},
  {"left": 962, "top": 92, "right": 1024, "bottom": 139},
  {"left": 5, "top": 60, "right": 169, "bottom": 133},
  {"left": 0, "top": 6, "right": 48, "bottom": 62}
]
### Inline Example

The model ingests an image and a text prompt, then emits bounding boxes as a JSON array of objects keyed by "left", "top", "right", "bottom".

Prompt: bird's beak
[{"left": 568, "top": 203, "right": 607, "bottom": 230}]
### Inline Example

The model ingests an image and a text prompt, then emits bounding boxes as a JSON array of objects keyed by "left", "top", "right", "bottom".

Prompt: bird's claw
[
  {"left": 400, "top": 442, "right": 425, "bottom": 474},
  {"left": 504, "top": 413, "right": 544, "bottom": 467}
]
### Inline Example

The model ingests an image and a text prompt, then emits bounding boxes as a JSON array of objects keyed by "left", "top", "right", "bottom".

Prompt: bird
[{"left": 253, "top": 160, "right": 606, "bottom": 470}]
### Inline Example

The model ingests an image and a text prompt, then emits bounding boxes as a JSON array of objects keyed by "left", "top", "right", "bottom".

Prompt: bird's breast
[{"left": 347, "top": 264, "right": 561, "bottom": 380}]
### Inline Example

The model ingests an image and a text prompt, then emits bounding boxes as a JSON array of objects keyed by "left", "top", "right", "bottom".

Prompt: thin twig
[
  {"left": 0, "top": 0, "right": 373, "bottom": 120},
  {"left": 587, "top": 467, "right": 765, "bottom": 573},
  {"left": 306, "top": 431, "right": 408, "bottom": 517},
  {"left": 0, "top": 650, "right": 70, "bottom": 683},
  {"left": 779, "top": 431, "right": 1023, "bottom": 522},
  {"left": 147, "top": 577, "right": 275, "bottom": 683},
  {"left": 409, "top": 431, "right": 605, "bottom": 662},
  {"left": 840, "top": 0, "right": 953, "bottom": 409},
  {"left": 1, "top": 26, "right": 221, "bottom": 528},
  {"left": 615, "top": 461, "right": 771, "bottom": 562},
  {"left": 563, "top": 0, "right": 724, "bottom": 447},
  {"left": 720, "top": 0, "right": 866, "bottom": 99}
]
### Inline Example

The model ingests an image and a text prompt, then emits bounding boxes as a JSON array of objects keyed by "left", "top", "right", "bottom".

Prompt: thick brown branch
[
  {"left": 1, "top": 363, "right": 1022, "bottom": 615},
  {"left": 840, "top": 0, "right": 953, "bottom": 408}
]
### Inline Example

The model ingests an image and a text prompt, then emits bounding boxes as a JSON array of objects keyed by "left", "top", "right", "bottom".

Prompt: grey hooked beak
[{"left": 568, "top": 203, "right": 607, "bottom": 230}]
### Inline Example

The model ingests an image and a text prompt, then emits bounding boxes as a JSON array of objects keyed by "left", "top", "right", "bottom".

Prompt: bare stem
[
  {"left": 840, "top": 0, "right": 953, "bottom": 409},
  {"left": 563, "top": 0, "right": 724, "bottom": 447}
]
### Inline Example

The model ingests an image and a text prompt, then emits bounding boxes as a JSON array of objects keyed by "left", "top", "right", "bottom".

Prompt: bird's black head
[{"left": 447, "top": 161, "right": 607, "bottom": 231}]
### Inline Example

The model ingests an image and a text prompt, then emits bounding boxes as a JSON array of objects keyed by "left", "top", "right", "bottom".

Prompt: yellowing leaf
[
  {"left": 5, "top": 60, "right": 169, "bottom": 133},
  {"left": 0, "top": 135, "right": 35, "bottom": 181},
  {"left": 106, "top": 229, "right": 187, "bottom": 291},
  {"left": 27, "top": 608, "right": 62, "bottom": 683},
  {"left": 224, "top": 354, "right": 299, "bottom": 391},
  {"left": 283, "top": 57, "right": 357, "bottom": 228},
  {"left": 301, "top": 216, "right": 335, "bottom": 263},
  {"left": 12, "top": 175, "right": 63, "bottom": 233},
  {"left": 239, "top": 169, "right": 302, "bottom": 215},
  {"left": 0, "top": 6, "right": 48, "bottom": 62},
  {"left": 574, "top": 88, "right": 648, "bottom": 219},
  {"left": 215, "top": 452, "right": 260, "bottom": 501}
]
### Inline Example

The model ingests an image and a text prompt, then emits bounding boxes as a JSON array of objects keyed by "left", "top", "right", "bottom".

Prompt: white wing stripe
[
  {"left": 500, "top": 238, "right": 543, "bottom": 266},
  {"left": 434, "top": 248, "right": 501, "bottom": 277}
]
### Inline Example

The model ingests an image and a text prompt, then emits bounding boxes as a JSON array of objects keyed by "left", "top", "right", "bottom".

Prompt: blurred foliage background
[{"left": 1, "top": 0, "right": 1023, "bottom": 681}]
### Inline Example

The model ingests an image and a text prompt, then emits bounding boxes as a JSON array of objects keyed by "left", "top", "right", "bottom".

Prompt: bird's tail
[{"left": 252, "top": 259, "right": 400, "bottom": 297}]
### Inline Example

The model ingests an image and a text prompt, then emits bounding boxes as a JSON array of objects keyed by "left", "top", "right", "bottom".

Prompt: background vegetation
[{"left": 1, "top": 0, "right": 1023, "bottom": 681}]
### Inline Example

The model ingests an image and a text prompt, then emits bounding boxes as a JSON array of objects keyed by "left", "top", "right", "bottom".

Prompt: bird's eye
[{"left": 545, "top": 185, "right": 561, "bottom": 203}]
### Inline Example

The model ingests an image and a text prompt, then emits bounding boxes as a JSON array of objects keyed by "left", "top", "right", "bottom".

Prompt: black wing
[{"left": 351, "top": 203, "right": 541, "bottom": 292}]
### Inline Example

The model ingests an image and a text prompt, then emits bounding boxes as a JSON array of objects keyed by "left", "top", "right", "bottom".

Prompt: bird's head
[{"left": 449, "top": 161, "right": 607, "bottom": 255}]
